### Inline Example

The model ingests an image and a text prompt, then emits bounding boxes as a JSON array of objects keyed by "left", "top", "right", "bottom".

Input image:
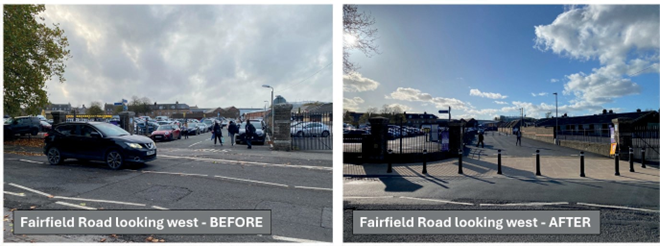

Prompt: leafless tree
[{"left": 343, "top": 5, "right": 380, "bottom": 74}]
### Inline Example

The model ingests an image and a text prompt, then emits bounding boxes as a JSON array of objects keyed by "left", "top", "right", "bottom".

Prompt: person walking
[
  {"left": 213, "top": 121, "right": 223, "bottom": 146},
  {"left": 245, "top": 119, "right": 255, "bottom": 149},
  {"left": 477, "top": 130, "right": 485, "bottom": 148},
  {"left": 182, "top": 122, "right": 189, "bottom": 139},
  {"left": 516, "top": 129, "right": 522, "bottom": 146},
  {"left": 228, "top": 121, "right": 238, "bottom": 146}
]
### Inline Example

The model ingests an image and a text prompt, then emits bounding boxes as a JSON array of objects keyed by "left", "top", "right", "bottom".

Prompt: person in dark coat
[
  {"left": 228, "top": 121, "right": 238, "bottom": 146},
  {"left": 477, "top": 130, "right": 485, "bottom": 148},
  {"left": 245, "top": 119, "right": 255, "bottom": 149},
  {"left": 213, "top": 121, "right": 223, "bottom": 146}
]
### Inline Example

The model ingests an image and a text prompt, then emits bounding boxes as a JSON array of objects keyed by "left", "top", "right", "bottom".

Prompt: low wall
[
  {"left": 559, "top": 140, "right": 610, "bottom": 157},
  {"left": 521, "top": 126, "right": 554, "bottom": 144}
]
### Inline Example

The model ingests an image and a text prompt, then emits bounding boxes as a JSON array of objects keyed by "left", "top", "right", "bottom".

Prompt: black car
[
  {"left": 44, "top": 122, "right": 157, "bottom": 170},
  {"left": 4, "top": 116, "right": 42, "bottom": 138}
]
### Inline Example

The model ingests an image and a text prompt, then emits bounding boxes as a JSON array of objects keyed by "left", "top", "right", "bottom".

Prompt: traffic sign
[
  {"left": 114, "top": 102, "right": 123, "bottom": 106},
  {"left": 438, "top": 110, "right": 449, "bottom": 114}
]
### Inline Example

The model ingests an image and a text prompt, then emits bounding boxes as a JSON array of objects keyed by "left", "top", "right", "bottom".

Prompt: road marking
[
  {"left": 213, "top": 175, "right": 289, "bottom": 188},
  {"left": 4, "top": 191, "right": 26, "bottom": 197},
  {"left": 151, "top": 206, "right": 169, "bottom": 210},
  {"left": 8, "top": 183, "right": 53, "bottom": 197},
  {"left": 344, "top": 196, "right": 395, "bottom": 199},
  {"left": 480, "top": 202, "right": 569, "bottom": 207},
  {"left": 271, "top": 235, "right": 327, "bottom": 243},
  {"left": 399, "top": 197, "right": 474, "bottom": 206},
  {"left": 576, "top": 202, "right": 659, "bottom": 213},
  {"left": 18, "top": 159, "right": 45, "bottom": 164},
  {"left": 53, "top": 196, "right": 146, "bottom": 207},
  {"left": 141, "top": 170, "right": 208, "bottom": 177},
  {"left": 55, "top": 201, "right": 97, "bottom": 210},
  {"left": 159, "top": 155, "right": 332, "bottom": 171},
  {"left": 293, "top": 186, "right": 332, "bottom": 192},
  {"left": 188, "top": 139, "right": 208, "bottom": 148}
]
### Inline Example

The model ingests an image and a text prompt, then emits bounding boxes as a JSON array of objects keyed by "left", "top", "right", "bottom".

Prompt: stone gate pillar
[
  {"left": 448, "top": 121, "right": 465, "bottom": 156},
  {"left": 272, "top": 103, "right": 293, "bottom": 151},
  {"left": 118, "top": 111, "right": 135, "bottom": 134},
  {"left": 50, "top": 111, "right": 67, "bottom": 125},
  {"left": 367, "top": 117, "right": 389, "bottom": 161}
]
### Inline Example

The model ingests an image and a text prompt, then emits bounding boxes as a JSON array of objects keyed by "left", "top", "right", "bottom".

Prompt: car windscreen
[
  {"left": 240, "top": 122, "right": 262, "bottom": 129},
  {"left": 203, "top": 120, "right": 213, "bottom": 125},
  {"left": 95, "top": 123, "right": 130, "bottom": 137},
  {"left": 157, "top": 125, "right": 173, "bottom": 131}
]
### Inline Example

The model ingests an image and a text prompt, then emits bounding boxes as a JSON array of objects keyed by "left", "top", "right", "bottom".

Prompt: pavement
[
  {"left": 4, "top": 129, "right": 332, "bottom": 243},
  {"left": 343, "top": 131, "right": 660, "bottom": 242}
]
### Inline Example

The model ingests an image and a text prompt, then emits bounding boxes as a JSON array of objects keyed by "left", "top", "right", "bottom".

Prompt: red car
[{"left": 150, "top": 124, "right": 181, "bottom": 141}]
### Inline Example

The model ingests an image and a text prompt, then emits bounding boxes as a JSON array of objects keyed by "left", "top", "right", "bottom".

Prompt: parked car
[
  {"left": 202, "top": 119, "right": 215, "bottom": 131},
  {"left": 236, "top": 121, "right": 265, "bottom": 145},
  {"left": 156, "top": 121, "right": 173, "bottom": 125},
  {"left": 40, "top": 120, "right": 52, "bottom": 131},
  {"left": 4, "top": 116, "right": 42, "bottom": 138},
  {"left": 291, "top": 122, "right": 331, "bottom": 137},
  {"left": 137, "top": 121, "right": 159, "bottom": 135},
  {"left": 151, "top": 124, "right": 181, "bottom": 141},
  {"left": 44, "top": 122, "right": 157, "bottom": 169},
  {"left": 196, "top": 122, "right": 208, "bottom": 133},
  {"left": 186, "top": 123, "right": 200, "bottom": 135}
]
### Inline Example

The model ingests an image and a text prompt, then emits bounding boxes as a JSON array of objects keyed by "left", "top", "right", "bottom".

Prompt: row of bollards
[{"left": 386, "top": 147, "right": 647, "bottom": 177}]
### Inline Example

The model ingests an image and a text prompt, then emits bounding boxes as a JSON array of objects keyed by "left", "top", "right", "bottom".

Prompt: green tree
[
  {"left": 88, "top": 101, "right": 104, "bottom": 115},
  {"left": 4, "top": 5, "right": 71, "bottom": 116}
]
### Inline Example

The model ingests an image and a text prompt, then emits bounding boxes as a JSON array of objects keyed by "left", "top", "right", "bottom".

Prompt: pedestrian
[
  {"left": 477, "top": 130, "right": 485, "bottom": 148},
  {"left": 228, "top": 120, "right": 238, "bottom": 146},
  {"left": 245, "top": 119, "right": 256, "bottom": 149},
  {"left": 516, "top": 130, "right": 522, "bottom": 146},
  {"left": 182, "top": 122, "right": 189, "bottom": 139},
  {"left": 213, "top": 121, "right": 223, "bottom": 146}
]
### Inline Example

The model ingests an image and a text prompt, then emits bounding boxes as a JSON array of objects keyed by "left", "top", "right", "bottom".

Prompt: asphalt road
[
  {"left": 467, "top": 132, "right": 605, "bottom": 158},
  {"left": 4, "top": 131, "right": 332, "bottom": 243}
]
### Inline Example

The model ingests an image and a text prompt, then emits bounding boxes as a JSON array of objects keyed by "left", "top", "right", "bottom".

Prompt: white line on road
[
  {"left": 576, "top": 202, "right": 659, "bottom": 213},
  {"left": 293, "top": 186, "right": 332, "bottom": 192},
  {"left": 480, "top": 202, "right": 569, "bottom": 207},
  {"left": 271, "top": 235, "right": 327, "bottom": 243},
  {"left": 213, "top": 175, "right": 289, "bottom": 188},
  {"left": 4, "top": 191, "right": 25, "bottom": 197},
  {"left": 8, "top": 183, "right": 53, "bottom": 197},
  {"left": 151, "top": 206, "right": 169, "bottom": 210},
  {"left": 18, "top": 159, "right": 45, "bottom": 164},
  {"left": 141, "top": 170, "right": 208, "bottom": 177},
  {"left": 159, "top": 155, "right": 332, "bottom": 171},
  {"left": 399, "top": 196, "right": 474, "bottom": 206},
  {"left": 344, "top": 196, "right": 395, "bottom": 199},
  {"left": 55, "top": 201, "right": 97, "bottom": 210},
  {"left": 52, "top": 196, "right": 146, "bottom": 207}
]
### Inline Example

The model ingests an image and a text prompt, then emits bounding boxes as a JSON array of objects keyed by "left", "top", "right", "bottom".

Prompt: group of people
[
  {"left": 475, "top": 129, "right": 522, "bottom": 148},
  {"left": 178, "top": 119, "right": 257, "bottom": 149}
]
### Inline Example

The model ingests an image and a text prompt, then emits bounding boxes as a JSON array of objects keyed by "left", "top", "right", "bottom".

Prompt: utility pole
[{"left": 553, "top": 92, "right": 558, "bottom": 145}]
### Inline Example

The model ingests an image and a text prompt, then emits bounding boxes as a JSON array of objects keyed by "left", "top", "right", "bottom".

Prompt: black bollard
[
  {"left": 614, "top": 151, "right": 620, "bottom": 176},
  {"left": 641, "top": 148, "right": 646, "bottom": 168},
  {"left": 535, "top": 149, "right": 541, "bottom": 176},
  {"left": 387, "top": 149, "right": 393, "bottom": 173},
  {"left": 458, "top": 149, "right": 464, "bottom": 174},
  {"left": 629, "top": 147, "right": 635, "bottom": 172},
  {"left": 422, "top": 149, "right": 428, "bottom": 174},
  {"left": 580, "top": 151, "right": 585, "bottom": 177},
  {"left": 497, "top": 149, "right": 502, "bottom": 174}
]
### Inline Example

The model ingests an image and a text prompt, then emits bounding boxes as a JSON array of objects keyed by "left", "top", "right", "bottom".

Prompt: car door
[
  {"left": 52, "top": 124, "right": 75, "bottom": 156},
  {"left": 78, "top": 125, "right": 105, "bottom": 159}
]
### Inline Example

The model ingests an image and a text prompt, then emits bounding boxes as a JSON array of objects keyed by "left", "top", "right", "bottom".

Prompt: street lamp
[
  {"left": 553, "top": 92, "right": 558, "bottom": 145},
  {"left": 262, "top": 85, "right": 274, "bottom": 135}
]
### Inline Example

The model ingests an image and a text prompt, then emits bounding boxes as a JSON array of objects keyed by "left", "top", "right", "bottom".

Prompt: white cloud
[
  {"left": 469, "top": 89, "right": 508, "bottom": 99},
  {"left": 383, "top": 103, "right": 412, "bottom": 113},
  {"left": 531, "top": 92, "right": 548, "bottom": 97},
  {"left": 343, "top": 72, "right": 380, "bottom": 92},
  {"left": 494, "top": 101, "right": 508, "bottom": 105},
  {"left": 388, "top": 87, "right": 469, "bottom": 110},
  {"left": 534, "top": 5, "right": 658, "bottom": 106},
  {"left": 550, "top": 78, "right": 559, "bottom": 83},
  {"left": 343, "top": 97, "right": 364, "bottom": 111}
]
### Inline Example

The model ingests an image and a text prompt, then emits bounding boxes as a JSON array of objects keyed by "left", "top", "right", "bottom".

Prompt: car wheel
[
  {"left": 106, "top": 150, "right": 123, "bottom": 170},
  {"left": 31, "top": 129, "right": 38, "bottom": 136},
  {"left": 47, "top": 147, "right": 63, "bottom": 165},
  {"left": 321, "top": 131, "right": 330, "bottom": 137},
  {"left": 297, "top": 131, "right": 304, "bottom": 137}
]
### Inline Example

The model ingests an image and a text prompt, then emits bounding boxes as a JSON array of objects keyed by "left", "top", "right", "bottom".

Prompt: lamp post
[
  {"left": 553, "top": 92, "right": 558, "bottom": 145},
  {"left": 262, "top": 85, "right": 274, "bottom": 135}
]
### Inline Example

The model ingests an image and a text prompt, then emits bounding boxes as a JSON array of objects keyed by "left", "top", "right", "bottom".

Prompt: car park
[
  {"left": 151, "top": 124, "right": 181, "bottom": 141},
  {"left": 4, "top": 116, "right": 42, "bottom": 138},
  {"left": 291, "top": 122, "right": 331, "bottom": 137},
  {"left": 44, "top": 122, "right": 157, "bottom": 170},
  {"left": 236, "top": 121, "right": 265, "bottom": 145}
]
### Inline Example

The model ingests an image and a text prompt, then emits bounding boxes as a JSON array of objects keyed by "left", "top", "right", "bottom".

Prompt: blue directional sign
[
  {"left": 438, "top": 110, "right": 449, "bottom": 114},
  {"left": 114, "top": 102, "right": 123, "bottom": 106}
]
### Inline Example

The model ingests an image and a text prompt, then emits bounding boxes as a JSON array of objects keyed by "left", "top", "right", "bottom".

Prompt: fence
[
  {"left": 629, "top": 126, "right": 659, "bottom": 161},
  {"left": 557, "top": 135, "right": 611, "bottom": 144},
  {"left": 290, "top": 111, "right": 332, "bottom": 150}
]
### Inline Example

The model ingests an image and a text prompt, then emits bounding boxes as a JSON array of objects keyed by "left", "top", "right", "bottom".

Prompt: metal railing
[{"left": 290, "top": 111, "right": 332, "bottom": 150}]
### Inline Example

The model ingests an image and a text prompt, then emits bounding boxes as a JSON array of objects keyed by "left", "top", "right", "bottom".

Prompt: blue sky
[{"left": 343, "top": 5, "right": 659, "bottom": 120}]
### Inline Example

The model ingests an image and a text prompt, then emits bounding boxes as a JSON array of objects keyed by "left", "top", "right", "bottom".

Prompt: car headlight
[{"left": 126, "top": 142, "right": 143, "bottom": 149}]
